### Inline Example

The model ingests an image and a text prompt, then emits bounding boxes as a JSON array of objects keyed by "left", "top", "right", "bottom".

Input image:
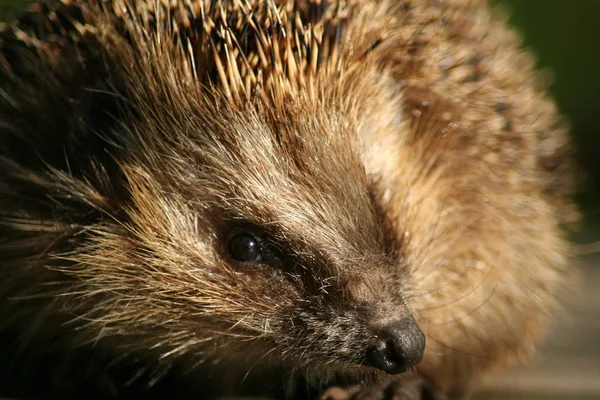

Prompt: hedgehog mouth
[{"left": 297, "top": 360, "right": 417, "bottom": 397}]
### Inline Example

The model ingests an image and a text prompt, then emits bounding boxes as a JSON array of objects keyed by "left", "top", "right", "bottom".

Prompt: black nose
[{"left": 365, "top": 317, "right": 426, "bottom": 374}]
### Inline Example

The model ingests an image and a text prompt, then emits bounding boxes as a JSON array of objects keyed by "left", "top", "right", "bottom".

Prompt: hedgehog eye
[{"left": 228, "top": 233, "right": 262, "bottom": 262}]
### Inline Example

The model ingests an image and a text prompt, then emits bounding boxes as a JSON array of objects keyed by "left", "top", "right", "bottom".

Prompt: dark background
[{"left": 2, "top": 0, "right": 600, "bottom": 240}]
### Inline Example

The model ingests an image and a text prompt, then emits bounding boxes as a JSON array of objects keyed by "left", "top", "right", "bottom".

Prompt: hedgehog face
[
  {"left": 74, "top": 91, "right": 423, "bottom": 377},
  {"left": 0, "top": 0, "right": 424, "bottom": 383}
]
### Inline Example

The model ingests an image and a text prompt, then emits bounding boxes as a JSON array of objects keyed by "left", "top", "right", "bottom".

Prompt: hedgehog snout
[{"left": 364, "top": 317, "right": 426, "bottom": 374}]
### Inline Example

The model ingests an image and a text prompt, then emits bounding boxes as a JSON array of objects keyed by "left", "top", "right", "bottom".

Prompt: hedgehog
[{"left": 0, "top": 0, "right": 578, "bottom": 399}]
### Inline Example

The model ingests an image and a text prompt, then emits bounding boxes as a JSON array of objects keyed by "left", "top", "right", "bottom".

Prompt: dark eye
[{"left": 228, "top": 233, "right": 262, "bottom": 262}]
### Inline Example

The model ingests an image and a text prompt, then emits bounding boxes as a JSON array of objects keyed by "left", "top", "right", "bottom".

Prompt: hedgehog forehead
[
  {"left": 182, "top": 104, "right": 384, "bottom": 256},
  {"left": 111, "top": 0, "right": 389, "bottom": 255},
  {"left": 124, "top": 45, "right": 377, "bottom": 255}
]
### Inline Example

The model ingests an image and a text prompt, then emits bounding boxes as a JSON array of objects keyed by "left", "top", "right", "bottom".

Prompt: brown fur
[{"left": 0, "top": 0, "right": 577, "bottom": 398}]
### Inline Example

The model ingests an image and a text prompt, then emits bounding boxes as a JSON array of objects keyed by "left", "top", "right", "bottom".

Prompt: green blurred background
[
  {"left": 491, "top": 0, "right": 600, "bottom": 242},
  {"left": 1, "top": 0, "right": 600, "bottom": 240}
]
